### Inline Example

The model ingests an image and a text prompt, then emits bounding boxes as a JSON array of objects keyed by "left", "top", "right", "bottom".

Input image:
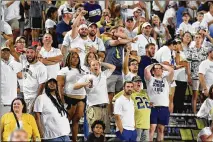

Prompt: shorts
[
  {"left": 7, "top": 18, "right": 19, "bottom": 30},
  {"left": 150, "top": 106, "right": 170, "bottom": 125},
  {"left": 31, "top": 17, "right": 42, "bottom": 29},
  {"left": 64, "top": 95, "right": 86, "bottom": 109},
  {"left": 115, "top": 129, "right": 137, "bottom": 141},
  {"left": 192, "top": 79, "right": 202, "bottom": 91},
  {"left": 25, "top": 98, "right": 36, "bottom": 114},
  {"left": 87, "top": 105, "right": 110, "bottom": 133},
  {"left": 107, "top": 75, "right": 123, "bottom": 93}
]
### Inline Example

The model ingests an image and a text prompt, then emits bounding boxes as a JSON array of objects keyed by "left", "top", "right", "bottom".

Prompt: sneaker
[{"left": 169, "top": 117, "right": 177, "bottom": 125}]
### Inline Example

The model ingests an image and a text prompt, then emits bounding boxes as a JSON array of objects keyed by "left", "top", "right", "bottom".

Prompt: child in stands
[{"left": 87, "top": 120, "right": 105, "bottom": 142}]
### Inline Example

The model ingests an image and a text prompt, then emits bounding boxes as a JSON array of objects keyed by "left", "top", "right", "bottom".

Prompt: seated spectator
[
  {"left": 87, "top": 120, "right": 105, "bottom": 142},
  {"left": 10, "top": 129, "right": 28, "bottom": 142},
  {"left": 0, "top": 98, "right": 40, "bottom": 141},
  {"left": 197, "top": 121, "right": 213, "bottom": 141}
]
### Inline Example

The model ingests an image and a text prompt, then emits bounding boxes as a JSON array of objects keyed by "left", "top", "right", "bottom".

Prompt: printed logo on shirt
[
  {"left": 152, "top": 79, "right": 165, "bottom": 94},
  {"left": 89, "top": 9, "right": 101, "bottom": 17}
]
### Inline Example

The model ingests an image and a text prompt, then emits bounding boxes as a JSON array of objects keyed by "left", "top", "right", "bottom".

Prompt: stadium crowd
[{"left": 1, "top": 0, "right": 213, "bottom": 141}]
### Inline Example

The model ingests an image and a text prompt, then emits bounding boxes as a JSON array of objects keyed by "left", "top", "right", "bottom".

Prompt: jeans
[
  {"left": 44, "top": 136, "right": 70, "bottom": 141},
  {"left": 136, "top": 129, "right": 149, "bottom": 141}
]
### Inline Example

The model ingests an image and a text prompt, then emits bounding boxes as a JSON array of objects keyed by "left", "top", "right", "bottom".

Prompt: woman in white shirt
[
  {"left": 152, "top": 15, "right": 171, "bottom": 48},
  {"left": 57, "top": 52, "right": 86, "bottom": 142}
]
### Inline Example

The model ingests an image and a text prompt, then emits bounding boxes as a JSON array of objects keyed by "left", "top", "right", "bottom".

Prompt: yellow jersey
[
  {"left": 131, "top": 90, "right": 151, "bottom": 129},
  {"left": 113, "top": 90, "right": 151, "bottom": 129}
]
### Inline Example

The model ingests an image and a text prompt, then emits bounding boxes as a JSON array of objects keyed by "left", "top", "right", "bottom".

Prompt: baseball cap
[
  {"left": 174, "top": 38, "right": 182, "bottom": 44},
  {"left": 62, "top": 7, "right": 74, "bottom": 15},
  {"left": 78, "top": 24, "right": 88, "bottom": 30},
  {"left": 15, "top": 36, "right": 26, "bottom": 43},
  {"left": 1, "top": 46, "right": 10, "bottom": 51},
  {"left": 132, "top": 76, "right": 142, "bottom": 82},
  {"left": 169, "top": 1, "right": 177, "bottom": 7},
  {"left": 88, "top": 23, "right": 98, "bottom": 28},
  {"left": 182, "top": 11, "right": 190, "bottom": 17},
  {"left": 142, "top": 22, "right": 151, "bottom": 28},
  {"left": 27, "top": 45, "right": 37, "bottom": 51},
  {"left": 126, "top": 16, "right": 134, "bottom": 22},
  {"left": 208, "top": 47, "right": 213, "bottom": 53},
  {"left": 133, "top": 7, "right": 142, "bottom": 13}
]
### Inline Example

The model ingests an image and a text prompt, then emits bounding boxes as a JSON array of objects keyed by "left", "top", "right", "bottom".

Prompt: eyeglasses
[{"left": 130, "top": 63, "right": 138, "bottom": 66}]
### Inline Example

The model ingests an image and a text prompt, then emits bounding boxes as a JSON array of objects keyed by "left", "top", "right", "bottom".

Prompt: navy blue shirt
[
  {"left": 84, "top": 2, "right": 102, "bottom": 23},
  {"left": 176, "top": 7, "right": 186, "bottom": 28},
  {"left": 138, "top": 56, "right": 158, "bottom": 89},
  {"left": 56, "top": 20, "right": 71, "bottom": 44},
  {"left": 104, "top": 40, "right": 123, "bottom": 75}
]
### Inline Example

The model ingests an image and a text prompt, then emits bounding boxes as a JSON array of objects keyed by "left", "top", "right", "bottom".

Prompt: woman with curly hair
[{"left": 57, "top": 52, "right": 86, "bottom": 142}]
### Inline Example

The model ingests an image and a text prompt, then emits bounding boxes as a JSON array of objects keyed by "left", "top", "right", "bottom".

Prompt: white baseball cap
[
  {"left": 62, "top": 7, "right": 74, "bottom": 15},
  {"left": 78, "top": 24, "right": 88, "bottom": 30},
  {"left": 45, "top": 19, "right": 56, "bottom": 29},
  {"left": 142, "top": 22, "right": 151, "bottom": 28}
]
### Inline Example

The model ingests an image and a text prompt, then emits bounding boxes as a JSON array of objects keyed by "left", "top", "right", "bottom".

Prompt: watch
[{"left": 1, "top": 32, "right": 5, "bottom": 35}]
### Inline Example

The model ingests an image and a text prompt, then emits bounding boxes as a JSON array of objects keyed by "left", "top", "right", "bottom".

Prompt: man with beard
[
  {"left": 9, "top": 43, "right": 48, "bottom": 113},
  {"left": 34, "top": 78, "right": 70, "bottom": 141},
  {"left": 66, "top": 10, "right": 90, "bottom": 65},
  {"left": 114, "top": 81, "right": 137, "bottom": 141},
  {"left": 87, "top": 23, "right": 105, "bottom": 61},
  {"left": 138, "top": 43, "right": 158, "bottom": 89}
]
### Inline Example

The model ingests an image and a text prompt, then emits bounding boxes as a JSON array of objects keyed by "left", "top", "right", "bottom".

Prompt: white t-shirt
[
  {"left": 192, "top": 21, "right": 201, "bottom": 33},
  {"left": 154, "top": 46, "right": 172, "bottom": 64},
  {"left": 114, "top": 95, "right": 135, "bottom": 131},
  {"left": 175, "top": 51, "right": 188, "bottom": 82},
  {"left": 22, "top": 60, "right": 48, "bottom": 100},
  {"left": 163, "top": 8, "right": 176, "bottom": 26},
  {"left": 0, "top": 20, "right": 12, "bottom": 47},
  {"left": 1, "top": 61, "right": 17, "bottom": 105},
  {"left": 62, "top": 34, "right": 89, "bottom": 66},
  {"left": 45, "top": 19, "right": 56, "bottom": 29},
  {"left": 77, "top": 69, "right": 113, "bottom": 106},
  {"left": 131, "top": 34, "right": 157, "bottom": 56},
  {"left": 124, "top": 72, "right": 136, "bottom": 82},
  {"left": 178, "top": 22, "right": 194, "bottom": 34},
  {"left": 87, "top": 36, "right": 106, "bottom": 52},
  {"left": 39, "top": 47, "right": 62, "bottom": 79},
  {"left": 200, "top": 12, "right": 213, "bottom": 29},
  {"left": 197, "top": 127, "right": 213, "bottom": 141},
  {"left": 34, "top": 94, "right": 70, "bottom": 139},
  {"left": 197, "top": 98, "right": 213, "bottom": 120},
  {"left": 199, "top": 59, "right": 213, "bottom": 91},
  {"left": 152, "top": 1, "right": 166, "bottom": 11},
  {"left": 146, "top": 75, "right": 170, "bottom": 107},
  {"left": 8, "top": 58, "right": 23, "bottom": 92},
  {"left": 2, "top": 1, "right": 21, "bottom": 21},
  {"left": 57, "top": 67, "right": 86, "bottom": 96}
]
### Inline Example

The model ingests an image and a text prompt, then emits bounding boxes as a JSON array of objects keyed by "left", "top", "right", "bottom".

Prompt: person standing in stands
[
  {"left": 144, "top": 63, "right": 174, "bottom": 141},
  {"left": 84, "top": 0, "right": 102, "bottom": 23},
  {"left": 104, "top": 25, "right": 137, "bottom": 119},
  {"left": 9, "top": 44, "right": 48, "bottom": 113},
  {"left": 56, "top": 7, "right": 73, "bottom": 48},
  {"left": 114, "top": 81, "right": 137, "bottom": 141},
  {"left": 34, "top": 79, "right": 70, "bottom": 141},
  {"left": 74, "top": 60, "right": 116, "bottom": 133}
]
